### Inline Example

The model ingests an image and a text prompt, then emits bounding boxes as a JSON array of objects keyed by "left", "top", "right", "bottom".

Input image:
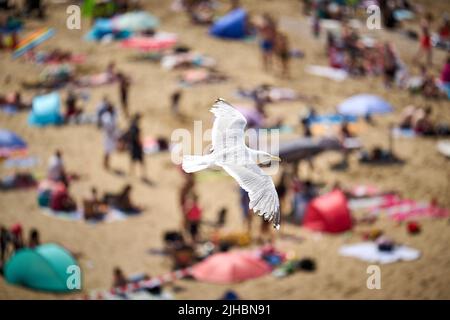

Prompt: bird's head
[{"left": 255, "top": 151, "right": 281, "bottom": 165}]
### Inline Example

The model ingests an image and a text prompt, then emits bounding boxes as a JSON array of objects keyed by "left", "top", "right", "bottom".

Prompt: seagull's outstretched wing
[
  {"left": 210, "top": 99, "right": 247, "bottom": 153},
  {"left": 222, "top": 163, "right": 280, "bottom": 229}
]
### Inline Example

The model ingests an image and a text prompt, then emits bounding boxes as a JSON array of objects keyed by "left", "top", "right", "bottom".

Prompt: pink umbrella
[{"left": 191, "top": 250, "right": 271, "bottom": 284}]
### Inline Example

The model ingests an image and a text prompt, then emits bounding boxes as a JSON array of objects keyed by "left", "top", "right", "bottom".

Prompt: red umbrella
[{"left": 191, "top": 250, "right": 271, "bottom": 284}]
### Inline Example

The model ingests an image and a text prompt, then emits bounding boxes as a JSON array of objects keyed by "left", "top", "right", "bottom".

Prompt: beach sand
[{"left": 0, "top": 0, "right": 449, "bottom": 299}]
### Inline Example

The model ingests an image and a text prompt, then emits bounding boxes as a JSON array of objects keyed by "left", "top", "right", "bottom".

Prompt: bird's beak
[{"left": 271, "top": 155, "right": 281, "bottom": 162}]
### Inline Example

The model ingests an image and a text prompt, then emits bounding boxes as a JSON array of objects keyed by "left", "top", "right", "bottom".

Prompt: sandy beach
[{"left": 0, "top": 0, "right": 449, "bottom": 299}]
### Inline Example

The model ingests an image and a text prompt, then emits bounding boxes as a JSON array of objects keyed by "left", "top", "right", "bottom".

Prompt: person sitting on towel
[
  {"left": 83, "top": 187, "right": 108, "bottom": 220},
  {"left": 47, "top": 150, "right": 68, "bottom": 186},
  {"left": 50, "top": 184, "right": 77, "bottom": 212}
]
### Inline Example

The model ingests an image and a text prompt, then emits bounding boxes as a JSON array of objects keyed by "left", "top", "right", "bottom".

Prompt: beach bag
[{"left": 37, "top": 190, "right": 51, "bottom": 207}]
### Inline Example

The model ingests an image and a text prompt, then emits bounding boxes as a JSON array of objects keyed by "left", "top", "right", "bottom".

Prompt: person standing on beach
[
  {"left": 117, "top": 71, "right": 131, "bottom": 118},
  {"left": 170, "top": 89, "right": 183, "bottom": 116},
  {"left": 275, "top": 31, "right": 291, "bottom": 78},
  {"left": 415, "top": 13, "right": 433, "bottom": 66},
  {"left": 127, "top": 113, "right": 147, "bottom": 180},
  {"left": 258, "top": 13, "right": 277, "bottom": 72},
  {"left": 100, "top": 104, "right": 118, "bottom": 171}
]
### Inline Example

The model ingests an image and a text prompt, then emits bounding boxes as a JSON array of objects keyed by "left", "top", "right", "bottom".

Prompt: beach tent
[
  {"left": 113, "top": 11, "right": 159, "bottom": 32},
  {"left": 337, "top": 94, "right": 393, "bottom": 117},
  {"left": 28, "top": 92, "right": 63, "bottom": 127},
  {"left": 85, "top": 18, "right": 131, "bottom": 41},
  {"left": 0, "top": 129, "right": 27, "bottom": 158},
  {"left": 303, "top": 190, "right": 353, "bottom": 233},
  {"left": 209, "top": 8, "right": 248, "bottom": 39},
  {"left": 85, "top": 12, "right": 158, "bottom": 41},
  {"left": 4, "top": 243, "right": 79, "bottom": 292},
  {"left": 191, "top": 250, "right": 271, "bottom": 284}
]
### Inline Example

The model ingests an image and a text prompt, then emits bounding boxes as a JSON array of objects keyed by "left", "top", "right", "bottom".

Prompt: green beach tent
[{"left": 4, "top": 243, "right": 79, "bottom": 292}]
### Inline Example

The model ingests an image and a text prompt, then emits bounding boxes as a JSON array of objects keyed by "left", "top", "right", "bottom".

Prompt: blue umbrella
[
  {"left": 337, "top": 94, "right": 393, "bottom": 116},
  {"left": 0, "top": 129, "right": 27, "bottom": 150}
]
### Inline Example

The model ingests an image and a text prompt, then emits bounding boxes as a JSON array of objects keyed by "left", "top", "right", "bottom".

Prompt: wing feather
[
  {"left": 221, "top": 163, "right": 280, "bottom": 229},
  {"left": 210, "top": 99, "right": 247, "bottom": 153}
]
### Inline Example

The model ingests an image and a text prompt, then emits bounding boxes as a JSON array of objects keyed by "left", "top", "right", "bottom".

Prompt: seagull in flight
[{"left": 182, "top": 99, "right": 281, "bottom": 229}]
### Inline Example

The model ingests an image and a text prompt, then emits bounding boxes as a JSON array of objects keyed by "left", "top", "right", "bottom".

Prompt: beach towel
[
  {"left": 40, "top": 207, "right": 140, "bottom": 224},
  {"left": 305, "top": 65, "right": 348, "bottom": 82},
  {"left": 179, "top": 69, "right": 227, "bottom": 86},
  {"left": 360, "top": 194, "right": 450, "bottom": 221},
  {"left": 311, "top": 122, "right": 361, "bottom": 137},
  {"left": 75, "top": 72, "right": 117, "bottom": 87},
  {"left": 84, "top": 266, "right": 192, "bottom": 299},
  {"left": 392, "top": 127, "right": 417, "bottom": 138},
  {"left": 25, "top": 50, "right": 86, "bottom": 65},
  {"left": 3, "top": 156, "right": 38, "bottom": 169},
  {"left": 13, "top": 28, "right": 55, "bottom": 59},
  {"left": 161, "top": 52, "right": 216, "bottom": 70},
  {"left": 143, "top": 137, "right": 171, "bottom": 155},
  {"left": 437, "top": 140, "right": 450, "bottom": 158},
  {"left": 339, "top": 242, "right": 420, "bottom": 264},
  {"left": 235, "top": 86, "right": 303, "bottom": 103},
  {"left": 121, "top": 34, "right": 177, "bottom": 52}
]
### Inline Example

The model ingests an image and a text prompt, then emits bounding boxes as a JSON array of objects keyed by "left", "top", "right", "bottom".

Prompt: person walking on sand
[
  {"left": 117, "top": 71, "right": 131, "bottom": 118},
  {"left": 415, "top": 14, "right": 433, "bottom": 67},
  {"left": 127, "top": 113, "right": 147, "bottom": 180},
  {"left": 170, "top": 89, "right": 183, "bottom": 116},
  {"left": 275, "top": 31, "right": 291, "bottom": 78},
  {"left": 100, "top": 103, "right": 118, "bottom": 171},
  {"left": 258, "top": 13, "right": 277, "bottom": 72}
]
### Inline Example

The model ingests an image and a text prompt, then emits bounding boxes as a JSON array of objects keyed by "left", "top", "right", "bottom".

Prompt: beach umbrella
[
  {"left": 4, "top": 243, "right": 79, "bottom": 292},
  {"left": 13, "top": 27, "right": 55, "bottom": 59},
  {"left": 113, "top": 11, "right": 159, "bottom": 32},
  {"left": 337, "top": 94, "right": 393, "bottom": 116},
  {"left": 191, "top": 250, "right": 271, "bottom": 284},
  {"left": 0, "top": 129, "right": 27, "bottom": 158},
  {"left": 278, "top": 137, "right": 342, "bottom": 163}
]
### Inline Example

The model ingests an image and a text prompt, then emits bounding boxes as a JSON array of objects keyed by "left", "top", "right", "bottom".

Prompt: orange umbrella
[{"left": 191, "top": 250, "right": 271, "bottom": 284}]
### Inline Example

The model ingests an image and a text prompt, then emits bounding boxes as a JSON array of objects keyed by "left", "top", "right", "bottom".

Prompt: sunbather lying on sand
[
  {"left": 103, "top": 184, "right": 142, "bottom": 213},
  {"left": 179, "top": 68, "right": 228, "bottom": 86},
  {"left": 0, "top": 91, "right": 31, "bottom": 111}
]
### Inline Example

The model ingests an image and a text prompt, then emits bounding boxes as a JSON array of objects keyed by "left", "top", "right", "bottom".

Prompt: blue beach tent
[{"left": 209, "top": 8, "right": 248, "bottom": 39}]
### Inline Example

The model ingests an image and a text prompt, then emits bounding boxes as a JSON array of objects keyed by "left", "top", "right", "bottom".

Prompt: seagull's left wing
[
  {"left": 210, "top": 99, "right": 247, "bottom": 153},
  {"left": 222, "top": 163, "right": 280, "bottom": 229}
]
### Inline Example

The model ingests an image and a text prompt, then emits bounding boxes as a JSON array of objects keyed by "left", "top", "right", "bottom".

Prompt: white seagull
[{"left": 182, "top": 99, "right": 281, "bottom": 230}]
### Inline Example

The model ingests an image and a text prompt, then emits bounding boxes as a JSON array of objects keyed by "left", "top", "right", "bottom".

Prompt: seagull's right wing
[
  {"left": 210, "top": 99, "right": 247, "bottom": 153},
  {"left": 222, "top": 163, "right": 280, "bottom": 229}
]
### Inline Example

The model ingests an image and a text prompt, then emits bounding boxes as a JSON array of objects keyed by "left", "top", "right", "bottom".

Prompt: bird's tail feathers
[{"left": 182, "top": 155, "right": 211, "bottom": 173}]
